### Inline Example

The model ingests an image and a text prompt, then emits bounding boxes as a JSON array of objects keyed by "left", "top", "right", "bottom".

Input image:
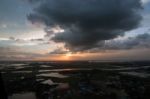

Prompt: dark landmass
[{"left": 1, "top": 61, "right": 150, "bottom": 99}]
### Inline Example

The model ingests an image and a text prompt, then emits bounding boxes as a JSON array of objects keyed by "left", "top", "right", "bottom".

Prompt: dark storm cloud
[
  {"left": 48, "top": 33, "right": 150, "bottom": 54},
  {"left": 25, "top": 0, "right": 41, "bottom": 3},
  {"left": 28, "top": 0, "right": 142, "bottom": 52},
  {"left": 89, "top": 33, "right": 150, "bottom": 52},
  {"left": 119, "top": 33, "right": 150, "bottom": 49}
]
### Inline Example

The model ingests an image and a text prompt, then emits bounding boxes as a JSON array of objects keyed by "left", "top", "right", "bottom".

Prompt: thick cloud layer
[
  {"left": 109, "top": 33, "right": 150, "bottom": 49},
  {"left": 0, "top": 47, "right": 43, "bottom": 60},
  {"left": 49, "top": 48, "right": 69, "bottom": 55},
  {"left": 94, "top": 33, "right": 150, "bottom": 51},
  {"left": 28, "top": 0, "right": 142, "bottom": 52},
  {"left": 49, "top": 33, "right": 150, "bottom": 54}
]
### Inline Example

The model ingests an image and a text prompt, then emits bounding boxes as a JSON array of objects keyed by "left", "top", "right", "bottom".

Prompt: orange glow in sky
[
  {"left": 33, "top": 48, "right": 150, "bottom": 61},
  {"left": 35, "top": 52, "right": 85, "bottom": 61}
]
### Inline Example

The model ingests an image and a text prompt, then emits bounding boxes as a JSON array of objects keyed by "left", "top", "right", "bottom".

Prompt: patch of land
[{"left": 1, "top": 61, "right": 150, "bottom": 99}]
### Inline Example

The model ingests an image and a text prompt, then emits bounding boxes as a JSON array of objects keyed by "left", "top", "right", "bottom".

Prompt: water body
[
  {"left": 8, "top": 92, "right": 37, "bottom": 99},
  {"left": 120, "top": 71, "right": 150, "bottom": 78},
  {"left": 37, "top": 72, "right": 68, "bottom": 78}
]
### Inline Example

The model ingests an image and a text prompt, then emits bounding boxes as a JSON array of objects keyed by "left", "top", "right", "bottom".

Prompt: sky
[{"left": 0, "top": 0, "right": 150, "bottom": 61}]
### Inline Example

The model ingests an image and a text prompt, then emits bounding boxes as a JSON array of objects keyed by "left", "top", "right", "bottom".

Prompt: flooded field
[{"left": 1, "top": 61, "right": 150, "bottom": 99}]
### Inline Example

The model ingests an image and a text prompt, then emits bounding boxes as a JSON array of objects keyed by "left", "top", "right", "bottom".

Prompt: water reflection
[
  {"left": 8, "top": 92, "right": 36, "bottom": 99},
  {"left": 37, "top": 72, "right": 68, "bottom": 78}
]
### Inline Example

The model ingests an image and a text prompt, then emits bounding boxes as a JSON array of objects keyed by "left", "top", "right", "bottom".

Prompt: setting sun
[{"left": 65, "top": 52, "right": 72, "bottom": 57}]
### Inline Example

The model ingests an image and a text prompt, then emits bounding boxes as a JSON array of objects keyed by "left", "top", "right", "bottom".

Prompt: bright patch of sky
[
  {"left": 125, "top": 0, "right": 150, "bottom": 37},
  {"left": 142, "top": 0, "right": 150, "bottom": 4}
]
